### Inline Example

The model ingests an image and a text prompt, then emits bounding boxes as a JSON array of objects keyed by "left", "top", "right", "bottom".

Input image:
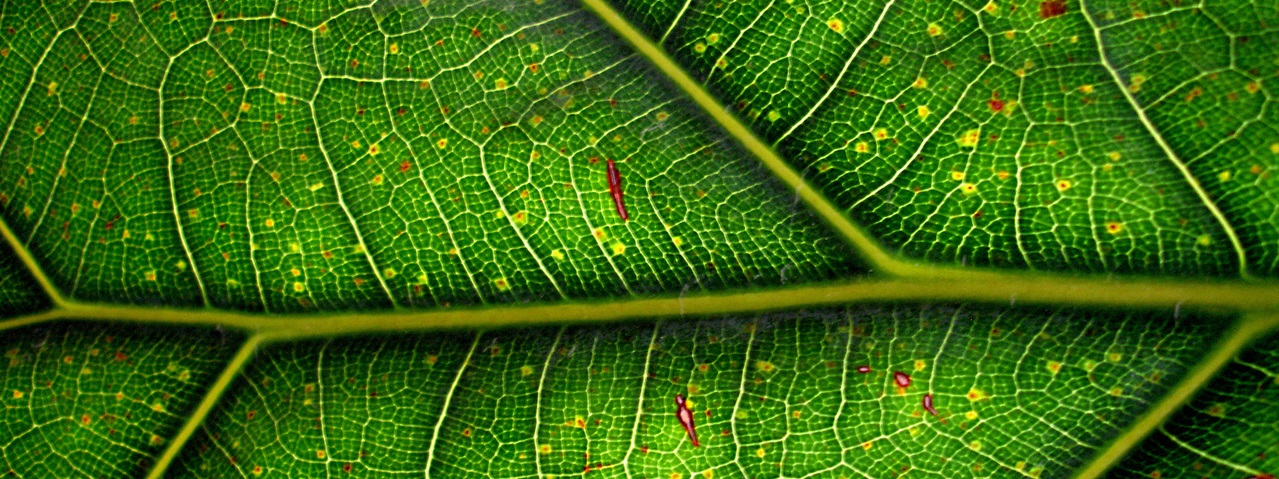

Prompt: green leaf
[
  {"left": 0, "top": 1, "right": 1276, "bottom": 479},
  {"left": 1109, "top": 329, "right": 1279, "bottom": 479},
  {"left": 174, "top": 306, "right": 1221, "bottom": 479},
  {"left": 611, "top": 0, "right": 1272, "bottom": 275},
  {"left": 0, "top": 322, "right": 242, "bottom": 478}
]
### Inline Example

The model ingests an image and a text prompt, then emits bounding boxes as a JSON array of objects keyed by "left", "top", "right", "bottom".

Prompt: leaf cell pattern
[
  {"left": 174, "top": 305, "right": 1222, "bottom": 479},
  {"left": 612, "top": 0, "right": 1276, "bottom": 275},
  {"left": 0, "top": 0, "right": 858, "bottom": 313},
  {"left": 1110, "top": 329, "right": 1279, "bottom": 479},
  {"left": 0, "top": 322, "right": 242, "bottom": 479},
  {"left": 0, "top": 242, "right": 45, "bottom": 316}
]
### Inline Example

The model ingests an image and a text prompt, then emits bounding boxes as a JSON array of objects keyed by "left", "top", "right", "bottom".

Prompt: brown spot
[{"left": 1039, "top": 0, "right": 1067, "bottom": 19}]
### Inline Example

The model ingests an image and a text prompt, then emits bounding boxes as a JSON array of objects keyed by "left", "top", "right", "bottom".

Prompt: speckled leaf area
[
  {"left": 171, "top": 305, "right": 1219, "bottom": 479},
  {"left": 610, "top": 0, "right": 1275, "bottom": 275},
  {"left": 1109, "top": 329, "right": 1279, "bottom": 479},
  {"left": 0, "top": 0, "right": 858, "bottom": 313},
  {"left": 0, "top": 322, "right": 242, "bottom": 479}
]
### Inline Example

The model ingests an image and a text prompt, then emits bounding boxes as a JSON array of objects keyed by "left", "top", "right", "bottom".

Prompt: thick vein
[
  {"left": 424, "top": 331, "right": 480, "bottom": 479},
  {"left": 728, "top": 321, "right": 756, "bottom": 478},
  {"left": 1079, "top": 0, "right": 1250, "bottom": 278}
]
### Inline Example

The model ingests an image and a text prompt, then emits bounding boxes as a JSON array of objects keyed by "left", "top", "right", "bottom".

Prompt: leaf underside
[{"left": 0, "top": 0, "right": 1276, "bottom": 478}]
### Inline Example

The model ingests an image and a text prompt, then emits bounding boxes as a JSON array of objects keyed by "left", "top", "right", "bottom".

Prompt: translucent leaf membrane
[
  {"left": 1109, "top": 329, "right": 1279, "bottom": 479},
  {"left": 173, "top": 305, "right": 1220, "bottom": 479},
  {"left": 0, "top": 0, "right": 860, "bottom": 313},
  {"left": 0, "top": 322, "right": 242, "bottom": 478},
  {"left": 609, "top": 0, "right": 1263, "bottom": 275},
  {"left": 0, "top": 242, "right": 46, "bottom": 317}
]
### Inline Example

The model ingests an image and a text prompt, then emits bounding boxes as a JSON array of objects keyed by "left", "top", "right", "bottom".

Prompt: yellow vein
[
  {"left": 578, "top": 0, "right": 904, "bottom": 275},
  {"left": 532, "top": 326, "right": 566, "bottom": 478},
  {"left": 0, "top": 217, "right": 64, "bottom": 306},
  {"left": 144, "top": 334, "right": 262, "bottom": 479},
  {"left": 24, "top": 274, "right": 1279, "bottom": 337},
  {"left": 622, "top": 322, "right": 660, "bottom": 476},
  {"left": 423, "top": 331, "right": 480, "bottom": 479},
  {"left": 158, "top": 54, "right": 211, "bottom": 307},
  {"left": 1069, "top": 312, "right": 1279, "bottom": 479},
  {"left": 1080, "top": 0, "right": 1250, "bottom": 278}
]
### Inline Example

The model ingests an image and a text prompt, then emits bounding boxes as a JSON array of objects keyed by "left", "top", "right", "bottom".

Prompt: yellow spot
[
  {"left": 494, "top": 78, "right": 508, "bottom": 90},
  {"left": 671, "top": 473, "right": 683, "bottom": 479},
  {"left": 707, "top": 33, "right": 721, "bottom": 45},
  {"left": 951, "top": 171, "right": 966, "bottom": 181},
  {"left": 494, "top": 277, "right": 510, "bottom": 291},
  {"left": 1197, "top": 235, "right": 1213, "bottom": 246},
  {"left": 656, "top": 111, "right": 669, "bottom": 122},
  {"left": 914, "top": 359, "right": 926, "bottom": 371},
  {"left": 702, "top": 469, "right": 714, "bottom": 479},
  {"left": 1047, "top": 361, "right": 1062, "bottom": 374},
  {"left": 756, "top": 447, "right": 766, "bottom": 458},
  {"left": 1109, "top": 386, "right": 1123, "bottom": 396},
  {"left": 12, "top": 390, "right": 22, "bottom": 399},
  {"left": 969, "top": 441, "right": 982, "bottom": 451},
  {"left": 383, "top": 268, "right": 396, "bottom": 279},
  {"left": 145, "top": 271, "right": 157, "bottom": 281},
  {"left": 912, "top": 77, "right": 928, "bottom": 89},
  {"left": 436, "top": 139, "right": 447, "bottom": 149},
  {"left": 960, "top": 183, "right": 977, "bottom": 195},
  {"left": 351, "top": 140, "right": 362, "bottom": 150},
  {"left": 1270, "top": 142, "right": 1279, "bottom": 154},
  {"left": 958, "top": 128, "right": 981, "bottom": 147},
  {"left": 967, "top": 388, "right": 988, "bottom": 402},
  {"left": 551, "top": 249, "right": 564, "bottom": 260},
  {"left": 756, "top": 360, "right": 775, "bottom": 372},
  {"left": 291, "top": 268, "right": 301, "bottom": 277},
  {"left": 854, "top": 141, "right": 869, "bottom": 153},
  {"left": 389, "top": 43, "right": 400, "bottom": 54},
  {"left": 1128, "top": 73, "right": 1148, "bottom": 93},
  {"left": 276, "top": 93, "right": 287, "bottom": 105},
  {"left": 539, "top": 444, "right": 552, "bottom": 454},
  {"left": 1079, "top": 84, "right": 1095, "bottom": 94},
  {"left": 693, "top": 42, "right": 707, "bottom": 53},
  {"left": 265, "top": 218, "right": 275, "bottom": 228},
  {"left": 715, "top": 57, "right": 727, "bottom": 69},
  {"left": 46, "top": 82, "right": 57, "bottom": 96},
  {"left": 873, "top": 128, "right": 889, "bottom": 140},
  {"left": 1107, "top": 352, "right": 1122, "bottom": 363},
  {"left": 861, "top": 441, "right": 873, "bottom": 451},
  {"left": 880, "top": 55, "right": 891, "bottom": 65},
  {"left": 369, "top": 144, "right": 381, "bottom": 156},
  {"left": 371, "top": 174, "right": 383, "bottom": 185},
  {"left": 426, "top": 354, "right": 438, "bottom": 365},
  {"left": 827, "top": 18, "right": 844, "bottom": 33},
  {"left": 593, "top": 228, "right": 607, "bottom": 241},
  {"left": 792, "top": 410, "right": 802, "bottom": 419},
  {"left": 1083, "top": 359, "right": 1097, "bottom": 372},
  {"left": 611, "top": 242, "right": 626, "bottom": 256},
  {"left": 293, "top": 282, "right": 305, "bottom": 292},
  {"left": 909, "top": 426, "right": 921, "bottom": 437},
  {"left": 521, "top": 365, "right": 534, "bottom": 376},
  {"left": 1246, "top": 82, "right": 1260, "bottom": 94},
  {"left": 917, "top": 105, "right": 931, "bottom": 118},
  {"left": 672, "top": 236, "right": 684, "bottom": 247},
  {"left": 926, "top": 23, "right": 943, "bottom": 36},
  {"left": 151, "top": 402, "right": 165, "bottom": 412},
  {"left": 965, "top": 410, "right": 978, "bottom": 420},
  {"left": 766, "top": 110, "right": 780, "bottom": 122},
  {"left": 983, "top": 1, "right": 998, "bottom": 14},
  {"left": 448, "top": 247, "right": 458, "bottom": 256},
  {"left": 310, "top": 182, "right": 324, "bottom": 192},
  {"left": 1105, "top": 222, "right": 1124, "bottom": 235},
  {"left": 316, "top": 450, "right": 326, "bottom": 459},
  {"left": 1055, "top": 179, "right": 1072, "bottom": 192},
  {"left": 239, "top": 102, "right": 251, "bottom": 112},
  {"left": 1004, "top": 30, "right": 1016, "bottom": 39},
  {"left": 33, "top": 125, "right": 43, "bottom": 136}
]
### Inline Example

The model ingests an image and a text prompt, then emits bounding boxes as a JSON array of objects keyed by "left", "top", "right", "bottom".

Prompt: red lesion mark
[
  {"left": 471, "top": 28, "right": 482, "bottom": 38},
  {"left": 114, "top": 351, "right": 127, "bottom": 362},
  {"left": 400, "top": 161, "right": 412, "bottom": 173},
  {"left": 856, "top": 365, "right": 871, "bottom": 373},
  {"left": 894, "top": 371, "right": 911, "bottom": 387},
  {"left": 1039, "top": 0, "right": 1067, "bottom": 19},
  {"left": 342, "top": 463, "right": 352, "bottom": 473}
]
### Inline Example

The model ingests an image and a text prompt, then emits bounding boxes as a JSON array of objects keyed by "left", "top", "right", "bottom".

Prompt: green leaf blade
[
  {"left": 0, "top": 322, "right": 243, "bottom": 478},
  {"left": 172, "top": 305, "right": 1225, "bottom": 479}
]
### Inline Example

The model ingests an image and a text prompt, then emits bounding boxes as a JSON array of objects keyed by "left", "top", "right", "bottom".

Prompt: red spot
[
  {"left": 343, "top": 463, "right": 352, "bottom": 473},
  {"left": 350, "top": 59, "right": 359, "bottom": 68},
  {"left": 588, "top": 156, "right": 600, "bottom": 164},
  {"left": 400, "top": 161, "right": 411, "bottom": 172},
  {"left": 246, "top": 410, "right": 256, "bottom": 420},
  {"left": 893, "top": 371, "right": 911, "bottom": 387},
  {"left": 114, "top": 351, "right": 127, "bottom": 362},
  {"left": 641, "top": 445, "right": 648, "bottom": 453},
  {"left": 988, "top": 99, "right": 1004, "bottom": 112},
  {"left": 397, "top": 108, "right": 406, "bottom": 116},
  {"left": 369, "top": 391, "right": 378, "bottom": 397},
  {"left": 1039, "top": 0, "right": 1067, "bottom": 19},
  {"left": 529, "top": 63, "right": 540, "bottom": 73},
  {"left": 856, "top": 365, "right": 871, "bottom": 373},
  {"left": 471, "top": 28, "right": 482, "bottom": 38}
]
